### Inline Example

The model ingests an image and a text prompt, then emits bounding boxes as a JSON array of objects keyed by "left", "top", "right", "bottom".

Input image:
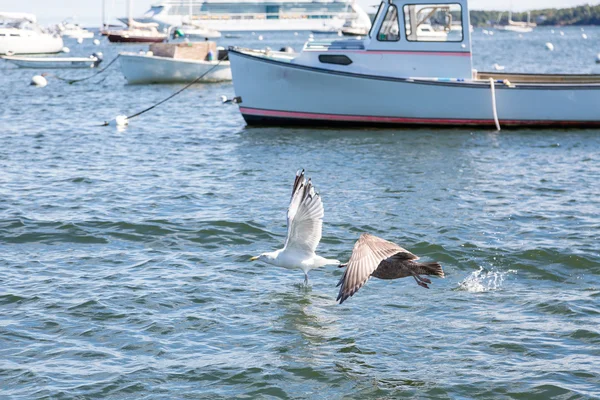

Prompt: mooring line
[
  {"left": 101, "top": 56, "right": 228, "bottom": 126},
  {"left": 52, "top": 55, "right": 121, "bottom": 84}
]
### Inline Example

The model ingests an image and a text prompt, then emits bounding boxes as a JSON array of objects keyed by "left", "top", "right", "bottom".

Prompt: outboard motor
[{"left": 92, "top": 52, "right": 104, "bottom": 67}]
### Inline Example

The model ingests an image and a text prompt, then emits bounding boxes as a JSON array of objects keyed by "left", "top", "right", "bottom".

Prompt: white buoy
[
  {"left": 258, "top": 35, "right": 263, "bottom": 40},
  {"left": 251, "top": 32, "right": 256, "bottom": 35},
  {"left": 551, "top": 29, "right": 555, "bottom": 34},
  {"left": 482, "top": 29, "right": 489, "bottom": 35},
  {"left": 560, "top": 31, "right": 565, "bottom": 36},
  {"left": 107, "top": 115, "right": 129, "bottom": 127},
  {"left": 93, "top": 39, "right": 100, "bottom": 45},
  {"left": 77, "top": 37, "right": 83, "bottom": 44},
  {"left": 294, "top": 32, "right": 298, "bottom": 36},
  {"left": 30, "top": 74, "right": 47, "bottom": 87},
  {"left": 493, "top": 63, "right": 505, "bottom": 71},
  {"left": 545, "top": 42, "right": 554, "bottom": 51},
  {"left": 62, "top": 46, "right": 70, "bottom": 53},
  {"left": 489, "top": 31, "right": 494, "bottom": 36},
  {"left": 582, "top": 33, "right": 588, "bottom": 39}
]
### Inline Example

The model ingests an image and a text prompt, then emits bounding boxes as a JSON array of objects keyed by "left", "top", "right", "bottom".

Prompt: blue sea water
[{"left": 1, "top": 27, "right": 599, "bottom": 399}]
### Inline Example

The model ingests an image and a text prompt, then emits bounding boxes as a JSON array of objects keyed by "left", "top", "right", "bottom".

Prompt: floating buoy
[
  {"left": 258, "top": 35, "right": 263, "bottom": 40},
  {"left": 560, "top": 31, "right": 565, "bottom": 36},
  {"left": 294, "top": 32, "right": 298, "bottom": 36},
  {"left": 107, "top": 115, "right": 129, "bottom": 127},
  {"left": 62, "top": 46, "right": 70, "bottom": 53},
  {"left": 551, "top": 29, "right": 555, "bottom": 34},
  {"left": 488, "top": 31, "right": 494, "bottom": 36},
  {"left": 93, "top": 39, "right": 100, "bottom": 45},
  {"left": 77, "top": 37, "right": 83, "bottom": 44},
  {"left": 30, "top": 74, "right": 47, "bottom": 87},
  {"left": 493, "top": 63, "right": 505, "bottom": 71},
  {"left": 582, "top": 33, "right": 588, "bottom": 39},
  {"left": 545, "top": 42, "right": 554, "bottom": 51}
]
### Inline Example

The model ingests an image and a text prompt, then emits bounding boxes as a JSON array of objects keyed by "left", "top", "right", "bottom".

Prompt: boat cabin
[{"left": 293, "top": 0, "right": 473, "bottom": 79}]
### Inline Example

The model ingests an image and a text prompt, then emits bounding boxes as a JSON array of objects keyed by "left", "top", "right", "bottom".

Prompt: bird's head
[{"left": 250, "top": 251, "right": 277, "bottom": 264}]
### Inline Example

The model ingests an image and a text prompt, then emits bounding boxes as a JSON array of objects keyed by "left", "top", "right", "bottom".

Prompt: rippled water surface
[{"left": 1, "top": 28, "right": 600, "bottom": 399}]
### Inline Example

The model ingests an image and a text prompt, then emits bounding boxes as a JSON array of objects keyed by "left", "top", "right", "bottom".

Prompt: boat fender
[
  {"left": 545, "top": 42, "right": 554, "bottom": 51},
  {"left": 62, "top": 46, "right": 70, "bottom": 53},
  {"left": 93, "top": 39, "right": 100, "bottom": 45},
  {"left": 489, "top": 78, "right": 501, "bottom": 131},
  {"left": 77, "top": 37, "right": 84, "bottom": 44}
]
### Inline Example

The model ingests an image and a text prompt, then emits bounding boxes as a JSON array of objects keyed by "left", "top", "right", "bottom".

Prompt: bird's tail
[
  {"left": 417, "top": 262, "right": 445, "bottom": 278},
  {"left": 315, "top": 257, "right": 340, "bottom": 267}
]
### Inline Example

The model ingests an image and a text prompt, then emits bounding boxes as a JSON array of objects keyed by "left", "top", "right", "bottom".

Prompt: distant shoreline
[{"left": 470, "top": 5, "right": 600, "bottom": 27}]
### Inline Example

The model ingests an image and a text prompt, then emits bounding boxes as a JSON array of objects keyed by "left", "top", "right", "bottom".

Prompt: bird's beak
[{"left": 250, "top": 256, "right": 259, "bottom": 261}]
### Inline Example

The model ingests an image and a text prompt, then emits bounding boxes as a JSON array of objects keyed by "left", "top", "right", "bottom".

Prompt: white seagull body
[{"left": 251, "top": 169, "right": 340, "bottom": 284}]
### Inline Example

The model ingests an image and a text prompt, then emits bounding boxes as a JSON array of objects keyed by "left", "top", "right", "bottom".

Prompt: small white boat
[
  {"left": 229, "top": 0, "right": 600, "bottom": 128},
  {"left": 0, "top": 12, "right": 63, "bottom": 55},
  {"left": 171, "top": 22, "right": 221, "bottom": 40},
  {"left": 2, "top": 53, "right": 102, "bottom": 68},
  {"left": 58, "top": 20, "right": 95, "bottom": 39},
  {"left": 119, "top": 42, "right": 230, "bottom": 84},
  {"left": 494, "top": 11, "right": 536, "bottom": 33}
]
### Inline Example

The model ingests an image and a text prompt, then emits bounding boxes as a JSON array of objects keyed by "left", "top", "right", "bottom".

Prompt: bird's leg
[{"left": 412, "top": 274, "right": 430, "bottom": 289}]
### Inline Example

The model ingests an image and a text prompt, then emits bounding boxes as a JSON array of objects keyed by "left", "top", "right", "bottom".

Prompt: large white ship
[{"left": 123, "top": 0, "right": 371, "bottom": 33}]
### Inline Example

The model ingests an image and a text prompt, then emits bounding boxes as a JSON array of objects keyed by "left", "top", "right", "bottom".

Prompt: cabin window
[
  {"left": 377, "top": 5, "right": 400, "bottom": 41},
  {"left": 319, "top": 54, "right": 353, "bottom": 65},
  {"left": 403, "top": 4, "right": 463, "bottom": 42}
]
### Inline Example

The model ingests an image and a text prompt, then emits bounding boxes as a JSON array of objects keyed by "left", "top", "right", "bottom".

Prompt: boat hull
[
  {"left": 2, "top": 55, "right": 99, "bottom": 69},
  {"left": 229, "top": 49, "right": 600, "bottom": 128},
  {"left": 119, "top": 53, "right": 232, "bottom": 84},
  {"left": 107, "top": 34, "right": 165, "bottom": 43},
  {"left": 0, "top": 34, "right": 63, "bottom": 55}
]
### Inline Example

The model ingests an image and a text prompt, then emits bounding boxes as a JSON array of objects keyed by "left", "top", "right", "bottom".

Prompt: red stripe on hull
[{"left": 239, "top": 107, "right": 600, "bottom": 127}]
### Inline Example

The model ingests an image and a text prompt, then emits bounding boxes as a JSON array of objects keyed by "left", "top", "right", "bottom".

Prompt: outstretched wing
[
  {"left": 284, "top": 169, "right": 324, "bottom": 255},
  {"left": 336, "top": 233, "right": 418, "bottom": 304}
]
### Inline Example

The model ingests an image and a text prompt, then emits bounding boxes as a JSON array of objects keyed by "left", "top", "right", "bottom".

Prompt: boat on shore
[
  {"left": 119, "top": 42, "right": 230, "bottom": 84},
  {"left": 229, "top": 0, "right": 600, "bottom": 128},
  {"left": 0, "top": 12, "right": 63, "bottom": 55},
  {"left": 2, "top": 53, "right": 103, "bottom": 68}
]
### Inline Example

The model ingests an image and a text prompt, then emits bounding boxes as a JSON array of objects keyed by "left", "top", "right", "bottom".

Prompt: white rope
[{"left": 489, "top": 77, "right": 501, "bottom": 131}]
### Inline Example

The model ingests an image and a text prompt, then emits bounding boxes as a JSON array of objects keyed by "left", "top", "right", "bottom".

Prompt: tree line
[{"left": 470, "top": 5, "right": 600, "bottom": 26}]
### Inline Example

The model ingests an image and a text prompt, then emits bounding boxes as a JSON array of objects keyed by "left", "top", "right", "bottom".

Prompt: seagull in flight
[
  {"left": 336, "top": 234, "right": 444, "bottom": 304},
  {"left": 250, "top": 169, "right": 340, "bottom": 285}
]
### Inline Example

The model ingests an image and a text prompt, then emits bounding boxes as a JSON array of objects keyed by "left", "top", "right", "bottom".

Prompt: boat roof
[
  {"left": 0, "top": 12, "right": 37, "bottom": 23},
  {"left": 152, "top": 0, "right": 354, "bottom": 5}
]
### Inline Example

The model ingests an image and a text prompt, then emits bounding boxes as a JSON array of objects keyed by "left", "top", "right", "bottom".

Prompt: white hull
[
  {"left": 229, "top": 49, "right": 600, "bottom": 127},
  {"left": 62, "top": 30, "right": 95, "bottom": 39},
  {"left": 2, "top": 55, "right": 99, "bottom": 68},
  {"left": 0, "top": 32, "right": 63, "bottom": 55},
  {"left": 119, "top": 53, "right": 231, "bottom": 84}
]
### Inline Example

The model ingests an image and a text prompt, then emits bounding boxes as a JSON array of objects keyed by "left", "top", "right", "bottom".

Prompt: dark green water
[{"left": 1, "top": 29, "right": 599, "bottom": 399}]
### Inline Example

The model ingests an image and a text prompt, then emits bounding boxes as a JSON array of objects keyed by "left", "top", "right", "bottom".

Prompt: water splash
[{"left": 458, "top": 267, "right": 516, "bottom": 292}]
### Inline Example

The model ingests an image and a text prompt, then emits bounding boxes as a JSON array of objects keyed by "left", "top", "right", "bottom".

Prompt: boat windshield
[
  {"left": 368, "top": 2, "right": 384, "bottom": 38},
  {"left": 403, "top": 3, "right": 463, "bottom": 42}
]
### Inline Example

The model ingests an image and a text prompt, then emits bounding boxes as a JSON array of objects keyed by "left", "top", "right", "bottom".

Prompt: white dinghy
[
  {"left": 119, "top": 41, "right": 231, "bottom": 84},
  {"left": 229, "top": 0, "right": 600, "bottom": 128},
  {"left": 2, "top": 53, "right": 102, "bottom": 68}
]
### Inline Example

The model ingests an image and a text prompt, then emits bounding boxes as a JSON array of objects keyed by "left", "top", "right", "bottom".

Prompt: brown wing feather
[{"left": 337, "top": 234, "right": 415, "bottom": 304}]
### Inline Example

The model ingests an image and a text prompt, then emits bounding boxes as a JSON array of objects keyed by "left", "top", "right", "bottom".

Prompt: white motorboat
[
  {"left": 494, "top": 11, "right": 536, "bottom": 33},
  {"left": 124, "top": 0, "right": 371, "bottom": 33},
  {"left": 58, "top": 20, "right": 95, "bottom": 39},
  {"left": 119, "top": 42, "right": 230, "bottom": 84},
  {"left": 0, "top": 12, "right": 63, "bottom": 55},
  {"left": 2, "top": 53, "right": 102, "bottom": 68},
  {"left": 171, "top": 20, "right": 221, "bottom": 39},
  {"left": 228, "top": 0, "right": 600, "bottom": 128}
]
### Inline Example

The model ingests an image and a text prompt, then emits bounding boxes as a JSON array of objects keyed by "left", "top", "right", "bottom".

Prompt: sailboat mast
[
  {"left": 102, "top": 0, "right": 106, "bottom": 29},
  {"left": 128, "top": 0, "right": 133, "bottom": 27}
]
